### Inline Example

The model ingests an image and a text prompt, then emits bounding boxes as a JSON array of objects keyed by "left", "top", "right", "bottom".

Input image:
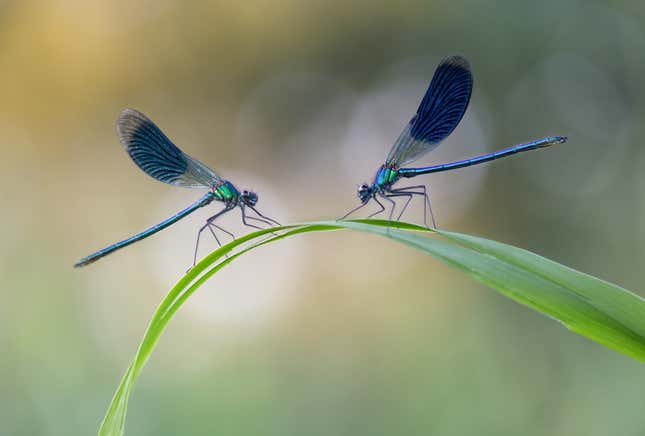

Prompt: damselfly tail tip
[
  {"left": 550, "top": 136, "right": 567, "bottom": 145},
  {"left": 554, "top": 135, "right": 567, "bottom": 144},
  {"left": 73, "top": 256, "right": 94, "bottom": 268},
  {"left": 539, "top": 136, "right": 567, "bottom": 148}
]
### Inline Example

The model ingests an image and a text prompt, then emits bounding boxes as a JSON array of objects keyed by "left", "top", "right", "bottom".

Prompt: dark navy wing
[
  {"left": 386, "top": 55, "right": 473, "bottom": 166},
  {"left": 117, "top": 109, "right": 222, "bottom": 188}
]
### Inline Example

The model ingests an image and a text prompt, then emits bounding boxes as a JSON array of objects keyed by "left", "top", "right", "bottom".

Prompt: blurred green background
[{"left": 2, "top": 0, "right": 645, "bottom": 434}]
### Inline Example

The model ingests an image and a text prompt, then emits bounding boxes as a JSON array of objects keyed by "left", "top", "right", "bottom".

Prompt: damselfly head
[
  {"left": 241, "top": 190, "right": 258, "bottom": 206},
  {"left": 357, "top": 183, "right": 372, "bottom": 203}
]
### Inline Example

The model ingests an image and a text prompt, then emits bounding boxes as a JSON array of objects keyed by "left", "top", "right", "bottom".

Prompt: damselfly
[
  {"left": 342, "top": 55, "right": 566, "bottom": 225},
  {"left": 75, "top": 109, "right": 279, "bottom": 268}
]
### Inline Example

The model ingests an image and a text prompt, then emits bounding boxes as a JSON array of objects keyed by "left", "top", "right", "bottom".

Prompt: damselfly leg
[
  {"left": 193, "top": 206, "right": 235, "bottom": 267},
  {"left": 367, "top": 196, "right": 386, "bottom": 218},
  {"left": 339, "top": 202, "right": 370, "bottom": 220},
  {"left": 386, "top": 184, "right": 436, "bottom": 228},
  {"left": 248, "top": 205, "right": 281, "bottom": 226},
  {"left": 238, "top": 206, "right": 283, "bottom": 247},
  {"left": 241, "top": 205, "right": 280, "bottom": 230}
]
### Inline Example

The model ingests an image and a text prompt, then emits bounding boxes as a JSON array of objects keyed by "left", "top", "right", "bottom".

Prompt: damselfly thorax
[{"left": 372, "top": 164, "right": 401, "bottom": 190}]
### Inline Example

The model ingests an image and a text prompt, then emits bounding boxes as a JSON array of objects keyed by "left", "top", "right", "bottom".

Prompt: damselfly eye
[
  {"left": 243, "top": 190, "right": 258, "bottom": 206},
  {"left": 357, "top": 184, "right": 371, "bottom": 203}
]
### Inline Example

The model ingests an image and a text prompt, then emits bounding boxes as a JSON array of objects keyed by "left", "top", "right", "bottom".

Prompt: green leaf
[{"left": 98, "top": 220, "right": 645, "bottom": 436}]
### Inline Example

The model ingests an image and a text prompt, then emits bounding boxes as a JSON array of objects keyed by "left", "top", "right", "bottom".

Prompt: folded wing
[
  {"left": 386, "top": 55, "right": 473, "bottom": 167},
  {"left": 117, "top": 109, "right": 222, "bottom": 188}
]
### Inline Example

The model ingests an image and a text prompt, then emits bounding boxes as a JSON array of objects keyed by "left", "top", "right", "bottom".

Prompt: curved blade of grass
[{"left": 98, "top": 220, "right": 645, "bottom": 436}]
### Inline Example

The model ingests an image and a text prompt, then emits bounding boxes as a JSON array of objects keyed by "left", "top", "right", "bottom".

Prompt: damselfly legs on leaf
[
  {"left": 74, "top": 109, "right": 279, "bottom": 268},
  {"left": 341, "top": 55, "right": 567, "bottom": 227}
]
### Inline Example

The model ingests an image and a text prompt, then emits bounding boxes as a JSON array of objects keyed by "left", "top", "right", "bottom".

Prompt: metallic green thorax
[
  {"left": 214, "top": 181, "right": 240, "bottom": 202},
  {"left": 373, "top": 165, "right": 400, "bottom": 189}
]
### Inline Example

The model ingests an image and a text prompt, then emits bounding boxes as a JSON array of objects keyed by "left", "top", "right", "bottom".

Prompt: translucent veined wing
[
  {"left": 117, "top": 109, "right": 223, "bottom": 188},
  {"left": 386, "top": 55, "right": 473, "bottom": 167}
]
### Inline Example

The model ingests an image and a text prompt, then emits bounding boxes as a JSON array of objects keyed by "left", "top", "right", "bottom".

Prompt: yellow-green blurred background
[{"left": 2, "top": 0, "right": 645, "bottom": 434}]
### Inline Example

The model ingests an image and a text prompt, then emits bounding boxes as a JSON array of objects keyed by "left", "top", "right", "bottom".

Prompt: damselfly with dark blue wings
[
  {"left": 341, "top": 55, "right": 567, "bottom": 225},
  {"left": 75, "top": 109, "right": 279, "bottom": 268}
]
